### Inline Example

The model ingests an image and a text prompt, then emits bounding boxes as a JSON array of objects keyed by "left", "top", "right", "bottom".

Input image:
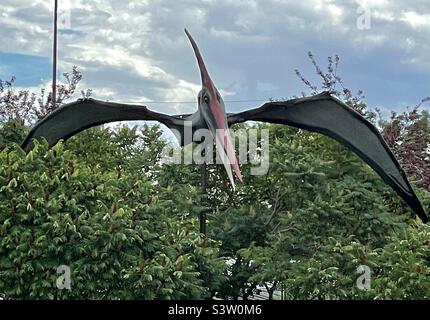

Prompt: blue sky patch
[{"left": 0, "top": 52, "right": 50, "bottom": 86}]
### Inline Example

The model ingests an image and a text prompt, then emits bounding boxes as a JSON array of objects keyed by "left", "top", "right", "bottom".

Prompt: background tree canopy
[{"left": 0, "top": 55, "right": 429, "bottom": 300}]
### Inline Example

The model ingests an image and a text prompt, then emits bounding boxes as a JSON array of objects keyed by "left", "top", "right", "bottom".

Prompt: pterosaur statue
[{"left": 21, "top": 29, "right": 429, "bottom": 223}]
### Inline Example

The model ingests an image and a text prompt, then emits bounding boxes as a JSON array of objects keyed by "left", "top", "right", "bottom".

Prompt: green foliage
[
  {"left": 1, "top": 69, "right": 429, "bottom": 300},
  {"left": 0, "top": 119, "right": 28, "bottom": 150},
  {"left": 2, "top": 55, "right": 429, "bottom": 300},
  {"left": 0, "top": 128, "right": 224, "bottom": 299},
  {"left": 232, "top": 124, "right": 428, "bottom": 300},
  {"left": 369, "top": 223, "right": 430, "bottom": 299},
  {"left": 0, "top": 116, "right": 428, "bottom": 300}
]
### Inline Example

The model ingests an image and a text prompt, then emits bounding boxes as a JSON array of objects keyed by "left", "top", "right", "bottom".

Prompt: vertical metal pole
[
  {"left": 52, "top": 0, "right": 58, "bottom": 109},
  {"left": 199, "top": 152, "right": 207, "bottom": 235},
  {"left": 199, "top": 209, "right": 206, "bottom": 235}
]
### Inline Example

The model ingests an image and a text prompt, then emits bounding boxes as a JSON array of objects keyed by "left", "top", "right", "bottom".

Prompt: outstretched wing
[
  {"left": 21, "top": 99, "right": 187, "bottom": 151},
  {"left": 228, "top": 92, "right": 429, "bottom": 223}
]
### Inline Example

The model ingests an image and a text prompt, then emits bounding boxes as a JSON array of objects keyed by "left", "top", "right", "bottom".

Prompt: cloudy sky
[{"left": 1, "top": 0, "right": 429, "bottom": 117}]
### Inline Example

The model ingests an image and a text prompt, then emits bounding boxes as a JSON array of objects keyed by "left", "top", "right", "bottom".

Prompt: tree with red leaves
[
  {"left": 295, "top": 51, "right": 430, "bottom": 192},
  {"left": 0, "top": 66, "right": 91, "bottom": 125}
]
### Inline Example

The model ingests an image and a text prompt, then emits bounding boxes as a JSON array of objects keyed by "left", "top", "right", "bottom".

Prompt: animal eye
[{"left": 204, "top": 95, "right": 209, "bottom": 104}]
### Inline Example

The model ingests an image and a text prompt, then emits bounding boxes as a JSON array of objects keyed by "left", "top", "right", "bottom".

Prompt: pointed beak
[
  {"left": 185, "top": 29, "right": 243, "bottom": 187},
  {"left": 184, "top": 28, "right": 213, "bottom": 88}
]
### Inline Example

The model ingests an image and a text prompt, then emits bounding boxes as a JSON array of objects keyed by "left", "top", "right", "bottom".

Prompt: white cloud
[
  {"left": 401, "top": 11, "right": 430, "bottom": 29},
  {"left": 355, "top": 0, "right": 390, "bottom": 9},
  {"left": 1, "top": 0, "right": 429, "bottom": 116},
  {"left": 209, "top": 27, "right": 271, "bottom": 43},
  {"left": 256, "top": 81, "right": 278, "bottom": 92}
]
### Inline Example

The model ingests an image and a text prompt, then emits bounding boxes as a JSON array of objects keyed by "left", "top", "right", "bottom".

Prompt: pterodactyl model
[{"left": 21, "top": 29, "right": 428, "bottom": 223}]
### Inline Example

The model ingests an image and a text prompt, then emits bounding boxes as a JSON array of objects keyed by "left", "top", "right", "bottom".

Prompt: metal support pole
[
  {"left": 199, "top": 152, "right": 207, "bottom": 235},
  {"left": 199, "top": 210, "right": 206, "bottom": 235},
  {"left": 52, "top": 0, "right": 58, "bottom": 109}
]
